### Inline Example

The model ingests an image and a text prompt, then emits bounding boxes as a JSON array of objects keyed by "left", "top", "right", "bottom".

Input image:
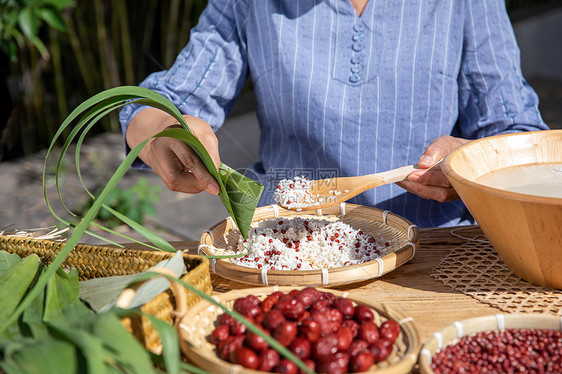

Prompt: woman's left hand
[{"left": 397, "top": 135, "right": 470, "bottom": 202}]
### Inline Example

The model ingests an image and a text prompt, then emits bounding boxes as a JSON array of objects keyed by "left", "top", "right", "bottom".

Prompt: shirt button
[
  {"left": 349, "top": 73, "right": 361, "bottom": 83},
  {"left": 352, "top": 42, "right": 364, "bottom": 52},
  {"left": 351, "top": 64, "right": 362, "bottom": 73},
  {"left": 351, "top": 55, "right": 362, "bottom": 64},
  {"left": 353, "top": 23, "right": 365, "bottom": 32},
  {"left": 352, "top": 32, "right": 365, "bottom": 42}
]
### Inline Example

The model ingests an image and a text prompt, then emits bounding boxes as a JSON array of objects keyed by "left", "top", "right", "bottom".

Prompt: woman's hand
[
  {"left": 126, "top": 109, "right": 221, "bottom": 195},
  {"left": 396, "top": 135, "right": 470, "bottom": 202}
]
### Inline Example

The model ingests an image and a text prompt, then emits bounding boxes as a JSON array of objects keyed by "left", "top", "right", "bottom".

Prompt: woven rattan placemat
[{"left": 429, "top": 231, "right": 562, "bottom": 316}]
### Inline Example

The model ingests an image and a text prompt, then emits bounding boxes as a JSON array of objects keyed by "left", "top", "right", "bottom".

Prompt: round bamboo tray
[
  {"left": 442, "top": 130, "right": 562, "bottom": 289},
  {"left": 199, "top": 203, "right": 419, "bottom": 286},
  {"left": 418, "top": 313, "right": 562, "bottom": 374},
  {"left": 178, "top": 286, "right": 421, "bottom": 374}
]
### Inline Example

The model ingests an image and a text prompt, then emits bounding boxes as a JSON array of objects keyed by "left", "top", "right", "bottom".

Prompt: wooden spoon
[{"left": 278, "top": 162, "right": 442, "bottom": 211}]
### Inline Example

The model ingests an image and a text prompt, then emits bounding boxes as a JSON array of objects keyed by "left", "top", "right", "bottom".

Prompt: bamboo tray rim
[
  {"left": 199, "top": 203, "right": 420, "bottom": 286},
  {"left": 418, "top": 313, "right": 562, "bottom": 374},
  {"left": 179, "top": 286, "right": 421, "bottom": 374}
]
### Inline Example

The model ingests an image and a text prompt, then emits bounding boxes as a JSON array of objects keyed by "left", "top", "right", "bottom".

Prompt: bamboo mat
[{"left": 429, "top": 228, "right": 562, "bottom": 316}]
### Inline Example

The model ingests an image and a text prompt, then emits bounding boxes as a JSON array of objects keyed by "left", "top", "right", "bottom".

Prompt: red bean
[
  {"left": 229, "top": 347, "right": 258, "bottom": 369},
  {"left": 312, "top": 333, "right": 339, "bottom": 359},
  {"left": 333, "top": 297, "right": 355, "bottom": 320},
  {"left": 246, "top": 328, "right": 269, "bottom": 352},
  {"left": 294, "top": 287, "right": 321, "bottom": 307},
  {"left": 336, "top": 326, "right": 354, "bottom": 351},
  {"left": 217, "top": 335, "right": 244, "bottom": 360},
  {"left": 258, "top": 348, "right": 280, "bottom": 372},
  {"left": 217, "top": 313, "right": 235, "bottom": 326},
  {"left": 273, "top": 321, "right": 298, "bottom": 347},
  {"left": 379, "top": 320, "right": 400, "bottom": 343},
  {"left": 274, "top": 297, "right": 306, "bottom": 321},
  {"left": 342, "top": 319, "right": 360, "bottom": 338},
  {"left": 300, "top": 318, "right": 321, "bottom": 343},
  {"left": 354, "top": 305, "right": 374, "bottom": 323},
  {"left": 263, "top": 309, "right": 286, "bottom": 331},
  {"left": 349, "top": 351, "right": 375, "bottom": 372},
  {"left": 431, "top": 329, "right": 562, "bottom": 374},
  {"left": 325, "top": 308, "right": 343, "bottom": 333},
  {"left": 370, "top": 339, "right": 392, "bottom": 362},
  {"left": 276, "top": 358, "right": 298, "bottom": 374},
  {"left": 209, "top": 324, "right": 230, "bottom": 345},
  {"left": 348, "top": 339, "right": 369, "bottom": 357},
  {"left": 358, "top": 322, "right": 379, "bottom": 345},
  {"left": 289, "top": 337, "right": 311, "bottom": 359}
]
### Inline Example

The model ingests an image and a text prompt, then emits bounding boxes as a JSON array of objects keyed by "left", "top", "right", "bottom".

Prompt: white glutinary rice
[
  {"left": 274, "top": 177, "right": 316, "bottom": 208},
  {"left": 229, "top": 216, "right": 394, "bottom": 270}
]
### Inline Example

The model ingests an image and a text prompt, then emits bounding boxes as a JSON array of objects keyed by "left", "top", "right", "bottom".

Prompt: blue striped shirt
[{"left": 119, "top": 0, "right": 548, "bottom": 227}]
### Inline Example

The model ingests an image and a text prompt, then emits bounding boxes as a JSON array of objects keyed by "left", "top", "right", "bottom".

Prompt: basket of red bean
[
  {"left": 177, "top": 286, "right": 420, "bottom": 373},
  {"left": 419, "top": 313, "right": 562, "bottom": 374}
]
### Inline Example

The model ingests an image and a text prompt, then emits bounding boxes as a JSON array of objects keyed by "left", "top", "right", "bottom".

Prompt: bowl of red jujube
[
  {"left": 418, "top": 313, "right": 562, "bottom": 374},
  {"left": 178, "top": 287, "right": 420, "bottom": 374}
]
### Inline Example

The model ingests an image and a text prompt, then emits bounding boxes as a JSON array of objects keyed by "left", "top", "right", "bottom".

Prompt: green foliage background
[
  {"left": 0, "top": 0, "right": 554, "bottom": 161},
  {"left": 0, "top": 0, "right": 207, "bottom": 161}
]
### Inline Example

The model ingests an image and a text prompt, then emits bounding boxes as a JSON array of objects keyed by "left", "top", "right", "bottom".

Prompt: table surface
[{"left": 158, "top": 225, "right": 501, "bottom": 345}]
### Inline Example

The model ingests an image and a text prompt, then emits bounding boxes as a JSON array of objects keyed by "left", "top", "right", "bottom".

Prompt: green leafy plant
[
  {"left": 0, "top": 86, "right": 315, "bottom": 373},
  {"left": 80, "top": 177, "right": 160, "bottom": 229},
  {"left": 0, "top": 0, "right": 73, "bottom": 61}
]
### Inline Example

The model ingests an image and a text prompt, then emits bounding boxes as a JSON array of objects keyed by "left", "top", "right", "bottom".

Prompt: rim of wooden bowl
[
  {"left": 418, "top": 313, "right": 562, "bottom": 374},
  {"left": 199, "top": 203, "right": 419, "bottom": 286},
  {"left": 442, "top": 129, "right": 562, "bottom": 205},
  {"left": 178, "top": 286, "right": 421, "bottom": 374}
]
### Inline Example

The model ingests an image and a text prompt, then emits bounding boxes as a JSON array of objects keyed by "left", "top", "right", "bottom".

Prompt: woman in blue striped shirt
[{"left": 120, "top": 0, "right": 548, "bottom": 227}]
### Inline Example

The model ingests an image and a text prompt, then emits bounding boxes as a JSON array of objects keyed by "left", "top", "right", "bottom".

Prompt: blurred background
[{"left": 1, "top": 0, "right": 561, "bottom": 242}]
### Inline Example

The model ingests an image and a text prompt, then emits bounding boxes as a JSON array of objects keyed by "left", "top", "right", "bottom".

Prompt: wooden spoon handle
[{"left": 371, "top": 161, "right": 443, "bottom": 185}]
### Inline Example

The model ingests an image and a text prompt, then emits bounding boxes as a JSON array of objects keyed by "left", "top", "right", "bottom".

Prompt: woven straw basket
[
  {"left": 0, "top": 234, "right": 212, "bottom": 352},
  {"left": 178, "top": 286, "right": 421, "bottom": 374},
  {"left": 418, "top": 313, "right": 562, "bottom": 373},
  {"left": 199, "top": 203, "right": 419, "bottom": 286}
]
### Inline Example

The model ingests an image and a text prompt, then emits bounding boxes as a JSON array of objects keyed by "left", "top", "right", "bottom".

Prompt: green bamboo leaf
[
  {"left": 43, "top": 267, "right": 92, "bottom": 325},
  {"left": 142, "top": 313, "right": 180, "bottom": 374},
  {"left": 0, "top": 255, "right": 39, "bottom": 324},
  {"left": 0, "top": 251, "right": 25, "bottom": 275},
  {"left": 43, "top": 86, "right": 262, "bottom": 240},
  {"left": 45, "top": 323, "right": 107, "bottom": 374},
  {"left": 18, "top": 8, "right": 39, "bottom": 40},
  {"left": 1, "top": 137, "right": 145, "bottom": 333},
  {"left": 0, "top": 337, "right": 77, "bottom": 374},
  {"left": 90, "top": 312, "right": 157, "bottom": 374},
  {"left": 79, "top": 250, "right": 185, "bottom": 312},
  {"left": 36, "top": 7, "right": 68, "bottom": 32}
]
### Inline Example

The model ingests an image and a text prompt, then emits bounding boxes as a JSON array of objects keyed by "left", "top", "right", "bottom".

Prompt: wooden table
[{"left": 161, "top": 225, "right": 501, "bottom": 344}]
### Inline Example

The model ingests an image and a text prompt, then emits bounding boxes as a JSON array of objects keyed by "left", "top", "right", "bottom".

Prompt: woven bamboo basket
[
  {"left": 0, "top": 234, "right": 212, "bottom": 352},
  {"left": 199, "top": 203, "right": 419, "bottom": 286},
  {"left": 418, "top": 313, "right": 562, "bottom": 373},
  {"left": 178, "top": 286, "right": 421, "bottom": 374}
]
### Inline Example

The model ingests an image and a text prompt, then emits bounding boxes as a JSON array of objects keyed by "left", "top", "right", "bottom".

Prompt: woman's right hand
[{"left": 126, "top": 109, "right": 221, "bottom": 195}]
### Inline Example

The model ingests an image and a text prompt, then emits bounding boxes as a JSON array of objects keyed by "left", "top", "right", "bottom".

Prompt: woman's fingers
[
  {"left": 397, "top": 180, "right": 459, "bottom": 202},
  {"left": 148, "top": 137, "right": 220, "bottom": 195},
  {"left": 417, "top": 135, "right": 470, "bottom": 168},
  {"left": 398, "top": 135, "right": 469, "bottom": 202}
]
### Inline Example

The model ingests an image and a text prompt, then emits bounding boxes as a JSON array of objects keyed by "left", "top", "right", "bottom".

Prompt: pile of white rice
[
  {"left": 273, "top": 177, "right": 318, "bottom": 209},
  {"left": 228, "top": 216, "right": 393, "bottom": 270}
]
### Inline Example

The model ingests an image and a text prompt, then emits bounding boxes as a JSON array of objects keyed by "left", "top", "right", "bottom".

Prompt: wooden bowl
[
  {"left": 418, "top": 313, "right": 562, "bottom": 373},
  {"left": 199, "top": 203, "right": 419, "bottom": 286},
  {"left": 178, "top": 286, "right": 421, "bottom": 374},
  {"left": 442, "top": 130, "right": 562, "bottom": 289}
]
